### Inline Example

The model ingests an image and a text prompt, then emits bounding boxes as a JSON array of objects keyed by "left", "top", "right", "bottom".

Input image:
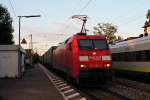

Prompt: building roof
[{"left": 0, "top": 45, "right": 25, "bottom": 53}]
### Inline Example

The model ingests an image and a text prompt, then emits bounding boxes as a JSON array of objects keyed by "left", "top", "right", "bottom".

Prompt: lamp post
[
  {"left": 18, "top": 15, "right": 41, "bottom": 47},
  {"left": 18, "top": 15, "right": 40, "bottom": 73}
]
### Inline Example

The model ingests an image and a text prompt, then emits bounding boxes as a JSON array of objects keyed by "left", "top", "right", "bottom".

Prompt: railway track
[
  {"left": 80, "top": 77, "right": 150, "bottom": 100},
  {"left": 114, "top": 77, "right": 150, "bottom": 99},
  {"left": 114, "top": 77, "right": 150, "bottom": 93},
  {"left": 41, "top": 64, "right": 150, "bottom": 100},
  {"left": 81, "top": 87, "right": 131, "bottom": 100},
  {"left": 39, "top": 64, "right": 88, "bottom": 100}
]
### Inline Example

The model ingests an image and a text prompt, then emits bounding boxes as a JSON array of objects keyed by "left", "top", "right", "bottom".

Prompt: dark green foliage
[
  {"left": 117, "top": 36, "right": 123, "bottom": 41},
  {"left": 0, "top": 4, "right": 14, "bottom": 44},
  {"left": 143, "top": 9, "right": 150, "bottom": 34},
  {"left": 146, "top": 9, "right": 150, "bottom": 21},
  {"left": 33, "top": 53, "right": 40, "bottom": 63}
]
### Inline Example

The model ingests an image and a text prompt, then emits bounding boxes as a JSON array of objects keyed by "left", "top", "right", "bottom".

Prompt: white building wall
[{"left": 0, "top": 51, "right": 18, "bottom": 78}]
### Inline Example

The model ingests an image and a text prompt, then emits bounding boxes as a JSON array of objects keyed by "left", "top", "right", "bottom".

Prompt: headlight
[
  {"left": 79, "top": 56, "right": 88, "bottom": 61},
  {"left": 80, "top": 64, "right": 86, "bottom": 68},
  {"left": 102, "top": 55, "right": 111, "bottom": 60},
  {"left": 105, "top": 64, "right": 111, "bottom": 69}
]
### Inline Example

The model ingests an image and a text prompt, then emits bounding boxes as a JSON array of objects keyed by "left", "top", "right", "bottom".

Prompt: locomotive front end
[{"left": 72, "top": 36, "right": 112, "bottom": 84}]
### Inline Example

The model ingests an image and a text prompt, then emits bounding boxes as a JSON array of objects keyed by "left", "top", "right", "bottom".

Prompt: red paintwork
[{"left": 52, "top": 34, "right": 112, "bottom": 79}]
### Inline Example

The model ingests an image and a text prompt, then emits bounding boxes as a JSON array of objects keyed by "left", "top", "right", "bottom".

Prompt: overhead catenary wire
[
  {"left": 43, "top": 0, "right": 94, "bottom": 48},
  {"left": 60, "top": 0, "right": 83, "bottom": 36},
  {"left": 58, "top": 0, "right": 93, "bottom": 37},
  {"left": 70, "top": 0, "right": 83, "bottom": 15},
  {"left": 78, "top": 0, "right": 93, "bottom": 14},
  {"left": 94, "top": 0, "right": 150, "bottom": 38},
  {"left": 113, "top": 12, "right": 148, "bottom": 33},
  {"left": 119, "top": 14, "right": 145, "bottom": 26},
  {"left": 113, "top": 0, "right": 149, "bottom": 20},
  {"left": 56, "top": 0, "right": 83, "bottom": 37},
  {"left": 7, "top": 0, "right": 17, "bottom": 18},
  {"left": 71, "top": 0, "right": 93, "bottom": 34},
  {"left": 111, "top": 0, "right": 150, "bottom": 26}
]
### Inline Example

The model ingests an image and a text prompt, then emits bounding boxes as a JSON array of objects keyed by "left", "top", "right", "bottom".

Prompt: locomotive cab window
[
  {"left": 78, "top": 40, "right": 93, "bottom": 50},
  {"left": 78, "top": 39, "right": 108, "bottom": 50},
  {"left": 93, "top": 39, "right": 108, "bottom": 50}
]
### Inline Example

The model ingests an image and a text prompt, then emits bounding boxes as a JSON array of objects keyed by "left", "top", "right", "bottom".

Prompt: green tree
[
  {"left": 117, "top": 36, "right": 123, "bottom": 41},
  {"left": 93, "top": 23, "right": 122, "bottom": 43},
  {"left": 146, "top": 9, "right": 150, "bottom": 21},
  {"left": 143, "top": 9, "right": 150, "bottom": 35},
  {"left": 0, "top": 4, "right": 14, "bottom": 44},
  {"left": 33, "top": 53, "right": 40, "bottom": 63}
]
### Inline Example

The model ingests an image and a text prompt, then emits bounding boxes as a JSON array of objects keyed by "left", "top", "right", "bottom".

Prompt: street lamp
[
  {"left": 18, "top": 15, "right": 41, "bottom": 47},
  {"left": 18, "top": 15, "right": 41, "bottom": 71}
]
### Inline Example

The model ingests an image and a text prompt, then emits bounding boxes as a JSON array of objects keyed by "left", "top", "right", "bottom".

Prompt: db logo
[{"left": 92, "top": 52, "right": 96, "bottom": 55}]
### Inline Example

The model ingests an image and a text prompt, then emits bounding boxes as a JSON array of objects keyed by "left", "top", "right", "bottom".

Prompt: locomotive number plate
[{"left": 89, "top": 56, "right": 101, "bottom": 60}]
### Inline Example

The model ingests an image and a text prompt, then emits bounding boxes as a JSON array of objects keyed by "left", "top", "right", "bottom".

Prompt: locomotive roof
[{"left": 72, "top": 34, "right": 106, "bottom": 39}]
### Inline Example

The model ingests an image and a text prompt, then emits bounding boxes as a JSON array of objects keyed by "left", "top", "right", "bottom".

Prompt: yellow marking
[
  {"left": 147, "top": 26, "right": 150, "bottom": 35},
  {"left": 113, "top": 66, "right": 150, "bottom": 72}
]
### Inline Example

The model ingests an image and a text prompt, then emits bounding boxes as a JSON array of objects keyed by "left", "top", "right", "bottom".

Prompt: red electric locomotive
[
  {"left": 52, "top": 33, "right": 112, "bottom": 84},
  {"left": 52, "top": 15, "right": 112, "bottom": 85}
]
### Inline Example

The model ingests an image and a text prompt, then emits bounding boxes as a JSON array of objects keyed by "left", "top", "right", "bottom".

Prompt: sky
[{"left": 0, "top": 0, "right": 150, "bottom": 55}]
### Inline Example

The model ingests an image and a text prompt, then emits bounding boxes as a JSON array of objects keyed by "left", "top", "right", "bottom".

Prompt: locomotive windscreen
[{"left": 78, "top": 39, "right": 108, "bottom": 50}]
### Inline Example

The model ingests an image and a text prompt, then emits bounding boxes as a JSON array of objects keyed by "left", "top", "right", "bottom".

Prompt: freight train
[
  {"left": 42, "top": 33, "right": 112, "bottom": 85},
  {"left": 110, "top": 36, "right": 150, "bottom": 78},
  {"left": 41, "top": 46, "right": 57, "bottom": 67}
]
